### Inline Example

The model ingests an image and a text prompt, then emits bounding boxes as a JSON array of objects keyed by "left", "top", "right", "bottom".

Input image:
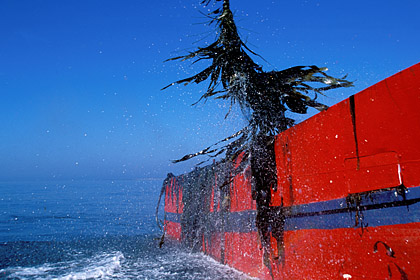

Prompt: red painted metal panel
[
  {"left": 273, "top": 100, "right": 354, "bottom": 206},
  {"left": 210, "top": 173, "right": 221, "bottom": 213},
  {"left": 230, "top": 165, "right": 256, "bottom": 212},
  {"left": 228, "top": 153, "right": 256, "bottom": 212},
  {"left": 355, "top": 63, "right": 420, "bottom": 189},
  {"left": 403, "top": 161, "right": 420, "bottom": 188},
  {"left": 164, "top": 177, "right": 183, "bottom": 214},
  {"left": 164, "top": 177, "right": 183, "bottom": 240},
  {"left": 344, "top": 152, "right": 401, "bottom": 193},
  {"left": 273, "top": 63, "right": 420, "bottom": 206},
  {"left": 165, "top": 221, "right": 182, "bottom": 241},
  {"left": 268, "top": 223, "right": 420, "bottom": 279},
  {"left": 222, "top": 224, "right": 420, "bottom": 279},
  {"left": 164, "top": 182, "right": 172, "bottom": 213},
  {"left": 224, "top": 232, "right": 270, "bottom": 278},
  {"left": 178, "top": 186, "right": 183, "bottom": 213},
  {"left": 203, "top": 232, "right": 223, "bottom": 262}
]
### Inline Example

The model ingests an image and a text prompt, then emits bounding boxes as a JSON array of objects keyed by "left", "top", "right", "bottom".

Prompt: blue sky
[{"left": 1, "top": 0, "right": 419, "bottom": 181}]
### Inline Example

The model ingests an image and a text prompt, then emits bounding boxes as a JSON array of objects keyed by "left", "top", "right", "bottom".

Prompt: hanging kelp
[
  {"left": 250, "top": 135, "right": 283, "bottom": 268},
  {"left": 163, "top": 0, "right": 353, "bottom": 163},
  {"left": 162, "top": 0, "right": 353, "bottom": 272}
]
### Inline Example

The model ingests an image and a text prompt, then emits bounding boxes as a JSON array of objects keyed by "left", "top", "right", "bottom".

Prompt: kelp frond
[{"left": 164, "top": 0, "right": 353, "bottom": 163}]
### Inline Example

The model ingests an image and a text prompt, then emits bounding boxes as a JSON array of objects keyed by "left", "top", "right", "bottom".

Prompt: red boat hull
[{"left": 163, "top": 63, "right": 420, "bottom": 279}]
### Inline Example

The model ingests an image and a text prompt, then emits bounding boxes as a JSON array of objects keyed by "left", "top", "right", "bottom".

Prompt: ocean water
[{"left": 0, "top": 180, "right": 251, "bottom": 279}]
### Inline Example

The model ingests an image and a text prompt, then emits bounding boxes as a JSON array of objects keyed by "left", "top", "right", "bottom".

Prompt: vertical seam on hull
[{"left": 349, "top": 95, "right": 360, "bottom": 170}]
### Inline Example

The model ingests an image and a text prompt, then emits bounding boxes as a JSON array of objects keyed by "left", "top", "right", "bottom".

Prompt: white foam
[
  {"left": 59, "top": 251, "right": 124, "bottom": 280},
  {"left": 0, "top": 263, "right": 56, "bottom": 279},
  {"left": 128, "top": 250, "right": 257, "bottom": 280},
  {"left": 199, "top": 253, "right": 259, "bottom": 280},
  {"left": 1, "top": 251, "right": 124, "bottom": 280},
  {"left": 1, "top": 246, "right": 257, "bottom": 279}
]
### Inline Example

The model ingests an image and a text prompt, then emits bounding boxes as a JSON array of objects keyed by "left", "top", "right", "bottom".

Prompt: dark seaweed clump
[
  {"left": 161, "top": 0, "right": 353, "bottom": 272},
  {"left": 163, "top": 0, "right": 353, "bottom": 164}
]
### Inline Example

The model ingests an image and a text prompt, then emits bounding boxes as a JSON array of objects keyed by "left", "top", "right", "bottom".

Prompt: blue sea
[{"left": 0, "top": 180, "right": 251, "bottom": 279}]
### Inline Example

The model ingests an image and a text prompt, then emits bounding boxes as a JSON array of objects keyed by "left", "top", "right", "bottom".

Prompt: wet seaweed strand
[
  {"left": 163, "top": 0, "right": 353, "bottom": 164},
  {"left": 161, "top": 0, "right": 352, "bottom": 272}
]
